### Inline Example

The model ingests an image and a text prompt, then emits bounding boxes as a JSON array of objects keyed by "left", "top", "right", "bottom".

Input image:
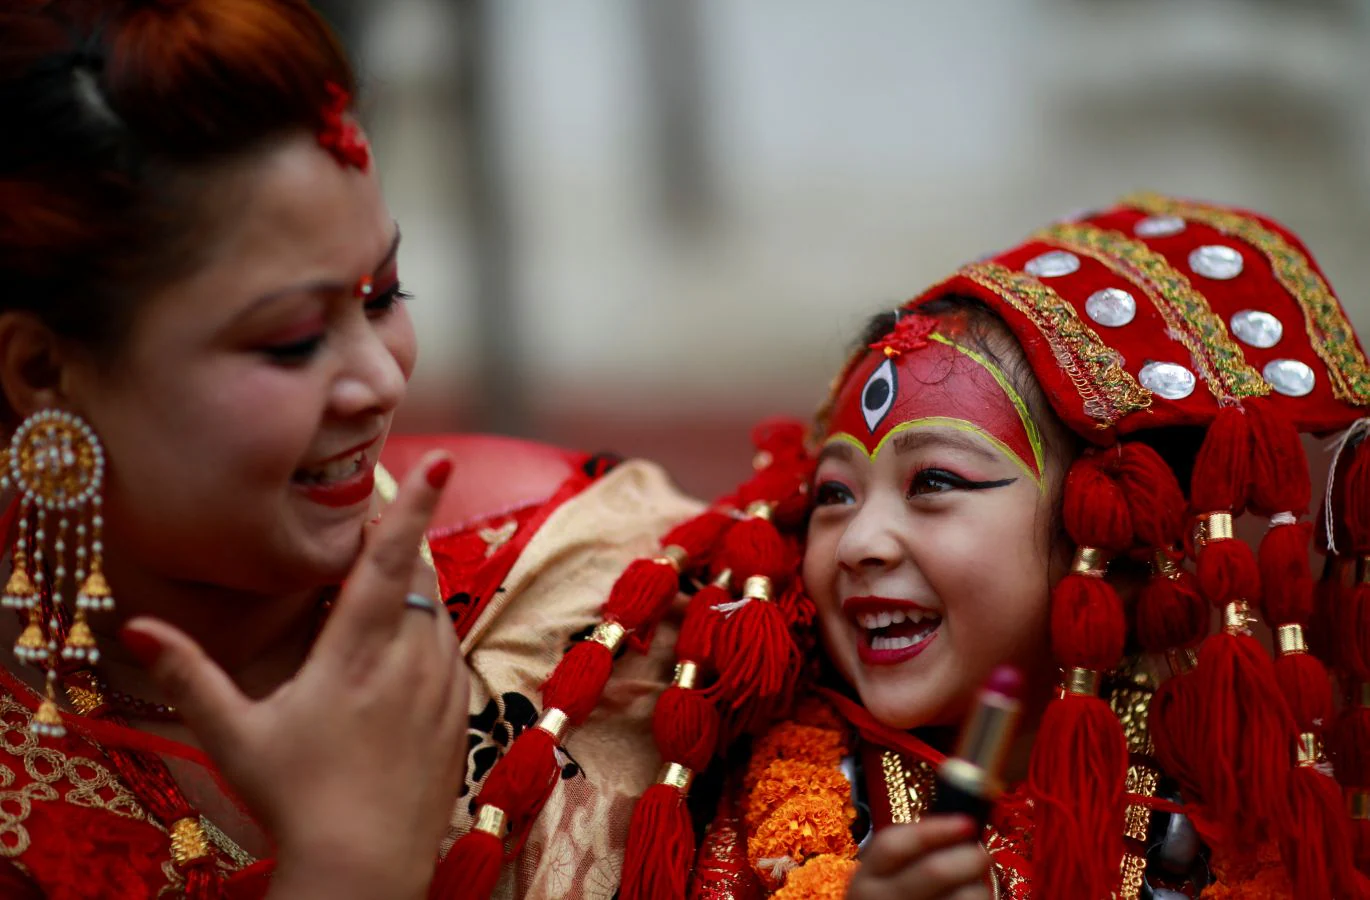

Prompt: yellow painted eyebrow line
[
  {"left": 825, "top": 417, "right": 1044, "bottom": 492},
  {"left": 928, "top": 332, "right": 1045, "bottom": 479}
]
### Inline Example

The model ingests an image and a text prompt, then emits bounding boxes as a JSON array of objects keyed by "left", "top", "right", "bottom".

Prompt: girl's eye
[
  {"left": 814, "top": 480, "right": 856, "bottom": 506},
  {"left": 908, "top": 468, "right": 965, "bottom": 496},
  {"left": 262, "top": 335, "right": 324, "bottom": 365}
]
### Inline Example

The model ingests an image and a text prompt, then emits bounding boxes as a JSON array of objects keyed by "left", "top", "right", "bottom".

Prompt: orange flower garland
[{"left": 743, "top": 698, "right": 859, "bottom": 893}]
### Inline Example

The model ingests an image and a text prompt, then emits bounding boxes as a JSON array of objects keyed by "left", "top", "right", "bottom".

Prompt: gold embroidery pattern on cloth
[
  {"left": 0, "top": 691, "right": 148, "bottom": 858},
  {"left": 1038, "top": 223, "right": 1270, "bottom": 403},
  {"left": 1123, "top": 192, "right": 1370, "bottom": 405},
  {"left": 1110, "top": 671, "right": 1160, "bottom": 900},
  {"left": 960, "top": 263, "right": 1152, "bottom": 427},
  {"left": 879, "top": 751, "right": 935, "bottom": 824}
]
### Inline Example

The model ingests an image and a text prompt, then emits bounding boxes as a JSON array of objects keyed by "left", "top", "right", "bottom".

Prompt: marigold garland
[
  {"left": 771, "top": 854, "right": 858, "bottom": 899},
  {"left": 743, "top": 698, "right": 858, "bottom": 894}
]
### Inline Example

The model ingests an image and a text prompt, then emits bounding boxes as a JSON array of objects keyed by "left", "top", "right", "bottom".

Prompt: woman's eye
[
  {"left": 813, "top": 480, "right": 856, "bottom": 506},
  {"left": 907, "top": 468, "right": 965, "bottom": 496},
  {"left": 365, "top": 284, "right": 412, "bottom": 317},
  {"left": 262, "top": 335, "right": 324, "bottom": 364}
]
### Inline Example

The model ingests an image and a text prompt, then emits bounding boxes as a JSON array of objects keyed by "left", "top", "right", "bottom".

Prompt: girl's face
[
  {"left": 63, "top": 132, "right": 416, "bottom": 598},
  {"left": 802, "top": 317, "right": 1068, "bottom": 729}
]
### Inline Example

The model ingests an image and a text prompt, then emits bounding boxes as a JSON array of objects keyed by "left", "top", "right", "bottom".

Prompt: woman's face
[
  {"left": 65, "top": 132, "right": 416, "bottom": 597},
  {"left": 802, "top": 319, "right": 1066, "bottom": 729}
]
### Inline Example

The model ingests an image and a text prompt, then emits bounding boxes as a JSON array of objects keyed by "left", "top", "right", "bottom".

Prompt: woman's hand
[
  {"left": 847, "top": 815, "right": 993, "bottom": 900},
  {"left": 123, "top": 452, "right": 469, "bottom": 900}
]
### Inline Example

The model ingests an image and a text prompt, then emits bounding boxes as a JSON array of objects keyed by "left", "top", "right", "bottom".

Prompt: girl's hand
[
  {"left": 124, "top": 452, "right": 469, "bottom": 900},
  {"left": 847, "top": 815, "right": 993, "bottom": 900}
]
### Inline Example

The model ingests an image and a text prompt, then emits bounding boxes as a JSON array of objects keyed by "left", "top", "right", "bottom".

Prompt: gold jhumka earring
[{"left": 1, "top": 409, "right": 113, "bottom": 738}]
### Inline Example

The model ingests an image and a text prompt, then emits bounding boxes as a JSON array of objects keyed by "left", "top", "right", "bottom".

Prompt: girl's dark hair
[{"left": 0, "top": 0, "right": 355, "bottom": 352}]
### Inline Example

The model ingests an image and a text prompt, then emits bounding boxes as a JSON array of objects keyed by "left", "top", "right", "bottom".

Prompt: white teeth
[
  {"left": 298, "top": 452, "right": 365, "bottom": 485},
  {"left": 870, "top": 632, "right": 932, "bottom": 651},
  {"left": 889, "top": 610, "right": 907, "bottom": 625},
  {"left": 877, "top": 611, "right": 892, "bottom": 628}
]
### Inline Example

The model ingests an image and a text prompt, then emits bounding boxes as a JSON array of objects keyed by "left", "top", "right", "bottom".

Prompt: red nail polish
[
  {"left": 120, "top": 627, "right": 163, "bottom": 667},
  {"left": 426, "top": 458, "right": 453, "bottom": 490}
]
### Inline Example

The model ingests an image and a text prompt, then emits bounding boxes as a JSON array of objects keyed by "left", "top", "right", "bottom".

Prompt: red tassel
[
  {"left": 1190, "top": 406, "right": 1252, "bottom": 514},
  {"left": 475, "top": 727, "right": 562, "bottom": 834},
  {"left": 1246, "top": 398, "right": 1311, "bottom": 517},
  {"left": 1149, "top": 674, "right": 1205, "bottom": 803},
  {"left": 677, "top": 585, "right": 726, "bottom": 664},
  {"left": 1195, "top": 632, "right": 1295, "bottom": 842},
  {"left": 1196, "top": 538, "right": 1260, "bottom": 610},
  {"left": 618, "top": 783, "right": 694, "bottom": 900},
  {"left": 662, "top": 509, "right": 734, "bottom": 563},
  {"left": 1119, "top": 442, "right": 1187, "bottom": 548},
  {"left": 1259, "top": 522, "right": 1314, "bottom": 625},
  {"left": 601, "top": 559, "right": 681, "bottom": 637},
  {"left": 1341, "top": 584, "right": 1370, "bottom": 680},
  {"left": 712, "top": 518, "right": 793, "bottom": 589},
  {"left": 541, "top": 640, "right": 614, "bottom": 726},
  {"left": 1027, "top": 694, "right": 1127, "bottom": 900},
  {"left": 1049, "top": 574, "right": 1126, "bottom": 669},
  {"left": 1282, "top": 766, "right": 1362, "bottom": 900},
  {"left": 710, "top": 595, "right": 797, "bottom": 721},
  {"left": 1062, "top": 456, "right": 1133, "bottom": 551},
  {"left": 1345, "top": 441, "right": 1370, "bottom": 555},
  {"left": 1331, "top": 706, "right": 1370, "bottom": 791},
  {"left": 1135, "top": 570, "right": 1207, "bottom": 654},
  {"left": 1273, "top": 652, "right": 1333, "bottom": 734},
  {"left": 653, "top": 685, "right": 719, "bottom": 773},
  {"left": 430, "top": 827, "right": 504, "bottom": 899}
]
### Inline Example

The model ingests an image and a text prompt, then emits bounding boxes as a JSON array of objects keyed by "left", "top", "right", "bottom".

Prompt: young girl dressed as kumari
[{"left": 449, "top": 195, "right": 1370, "bottom": 899}]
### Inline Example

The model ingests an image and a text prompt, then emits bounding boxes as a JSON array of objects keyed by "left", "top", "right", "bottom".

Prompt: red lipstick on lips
[
  {"left": 843, "top": 595, "right": 942, "bottom": 667},
  {"left": 295, "top": 439, "right": 379, "bottom": 509}
]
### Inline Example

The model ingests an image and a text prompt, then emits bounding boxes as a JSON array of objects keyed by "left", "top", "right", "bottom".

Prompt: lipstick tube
[{"left": 930, "top": 665, "right": 1023, "bottom": 827}]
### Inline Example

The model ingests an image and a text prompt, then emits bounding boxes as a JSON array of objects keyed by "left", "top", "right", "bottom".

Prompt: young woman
[
  {"left": 446, "top": 195, "right": 1370, "bottom": 899},
  {"left": 0, "top": 2, "right": 697, "bottom": 896}
]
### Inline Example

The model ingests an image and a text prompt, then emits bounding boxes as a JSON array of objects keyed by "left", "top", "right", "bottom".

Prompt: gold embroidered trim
[
  {"left": 879, "top": 751, "right": 934, "bottom": 824},
  {"left": 1124, "top": 192, "right": 1370, "bottom": 405},
  {"left": 0, "top": 691, "right": 147, "bottom": 859},
  {"left": 1038, "top": 222, "right": 1270, "bottom": 403},
  {"left": 960, "top": 262, "right": 1152, "bottom": 427}
]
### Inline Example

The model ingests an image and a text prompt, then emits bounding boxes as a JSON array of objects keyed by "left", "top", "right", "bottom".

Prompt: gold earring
[{"left": 2, "top": 409, "right": 112, "bottom": 738}]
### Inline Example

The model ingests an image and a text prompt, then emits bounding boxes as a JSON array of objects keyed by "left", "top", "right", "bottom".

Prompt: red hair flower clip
[
  {"left": 318, "top": 82, "right": 371, "bottom": 172},
  {"left": 870, "top": 313, "right": 937, "bottom": 358}
]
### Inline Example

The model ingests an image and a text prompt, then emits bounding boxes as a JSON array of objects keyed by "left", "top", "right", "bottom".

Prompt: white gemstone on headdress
[
  {"left": 1262, "top": 358, "right": 1316, "bottom": 397},
  {"left": 1023, "top": 251, "right": 1081, "bottom": 278},
  {"left": 1230, "top": 309, "right": 1283, "bottom": 349},
  {"left": 1085, "top": 288, "right": 1137, "bottom": 327},
  {"left": 1188, "top": 245, "right": 1244, "bottom": 280},
  {"left": 1139, "top": 361, "right": 1197, "bottom": 400},
  {"left": 1134, "top": 215, "right": 1186, "bottom": 238}
]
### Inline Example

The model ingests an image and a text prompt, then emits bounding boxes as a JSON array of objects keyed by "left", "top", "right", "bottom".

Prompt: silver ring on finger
[{"left": 404, "top": 593, "right": 441, "bottom": 617}]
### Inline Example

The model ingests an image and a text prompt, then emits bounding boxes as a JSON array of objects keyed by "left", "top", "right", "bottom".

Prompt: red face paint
[{"left": 825, "top": 317, "right": 1043, "bottom": 481}]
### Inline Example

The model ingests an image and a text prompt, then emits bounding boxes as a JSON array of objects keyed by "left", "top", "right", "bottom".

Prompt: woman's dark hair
[{"left": 0, "top": 0, "right": 355, "bottom": 352}]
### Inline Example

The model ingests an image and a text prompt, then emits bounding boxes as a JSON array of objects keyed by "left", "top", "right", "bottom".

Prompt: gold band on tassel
[
  {"left": 673, "top": 661, "right": 700, "bottom": 690},
  {"left": 1295, "top": 733, "right": 1322, "bottom": 768},
  {"left": 589, "top": 621, "right": 628, "bottom": 654},
  {"left": 742, "top": 575, "right": 773, "bottom": 603},
  {"left": 536, "top": 707, "right": 570, "bottom": 742},
  {"left": 1152, "top": 550, "right": 1181, "bottom": 579},
  {"left": 1195, "top": 511, "right": 1234, "bottom": 545},
  {"left": 712, "top": 569, "right": 732, "bottom": 590},
  {"left": 1359, "top": 556, "right": 1370, "bottom": 584},
  {"left": 1064, "top": 667, "right": 1101, "bottom": 697},
  {"left": 654, "top": 544, "right": 688, "bottom": 572},
  {"left": 170, "top": 817, "right": 210, "bottom": 865},
  {"left": 474, "top": 805, "right": 510, "bottom": 838},
  {"left": 657, "top": 762, "right": 695, "bottom": 792},
  {"left": 1071, "top": 546, "right": 1107, "bottom": 577},
  {"left": 1359, "top": 682, "right": 1370, "bottom": 709},
  {"left": 1223, "top": 600, "right": 1256, "bottom": 635},
  {"left": 1276, "top": 624, "right": 1308, "bottom": 655},
  {"left": 1166, "top": 648, "right": 1199, "bottom": 676},
  {"left": 1350, "top": 790, "right": 1370, "bottom": 820},
  {"left": 744, "top": 501, "right": 774, "bottom": 521}
]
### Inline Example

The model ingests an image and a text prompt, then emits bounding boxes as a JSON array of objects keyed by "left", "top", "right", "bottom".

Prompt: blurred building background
[{"left": 320, "top": 0, "right": 1370, "bottom": 498}]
